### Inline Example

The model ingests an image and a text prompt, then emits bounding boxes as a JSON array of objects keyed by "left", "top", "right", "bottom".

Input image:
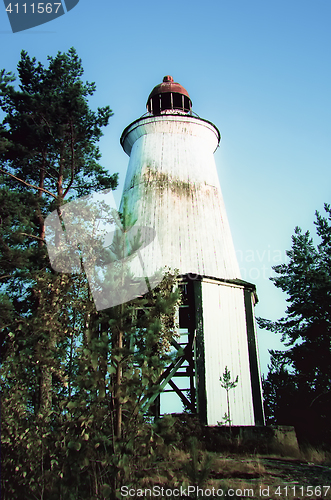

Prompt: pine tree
[
  {"left": 0, "top": 47, "right": 118, "bottom": 417},
  {"left": 219, "top": 366, "right": 238, "bottom": 430},
  {"left": 0, "top": 48, "right": 118, "bottom": 498},
  {"left": 258, "top": 203, "right": 331, "bottom": 444},
  {"left": 1, "top": 49, "right": 183, "bottom": 498}
]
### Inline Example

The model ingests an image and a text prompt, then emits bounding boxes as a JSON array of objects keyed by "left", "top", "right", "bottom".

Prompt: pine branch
[
  {"left": 19, "top": 232, "right": 45, "bottom": 242},
  {"left": 63, "top": 120, "right": 76, "bottom": 198},
  {"left": 0, "top": 167, "right": 57, "bottom": 199}
]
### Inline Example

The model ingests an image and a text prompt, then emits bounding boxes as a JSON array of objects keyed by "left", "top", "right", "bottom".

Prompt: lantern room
[{"left": 146, "top": 75, "right": 192, "bottom": 115}]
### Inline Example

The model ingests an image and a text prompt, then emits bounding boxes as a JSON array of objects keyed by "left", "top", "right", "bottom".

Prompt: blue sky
[{"left": 1, "top": 0, "right": 330, "bottom": 376}]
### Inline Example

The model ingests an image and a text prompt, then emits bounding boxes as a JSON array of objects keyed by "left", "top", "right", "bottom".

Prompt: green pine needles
[
  {"left": 218, "top": 366, "right": 239, "bottom": 430},
  {"left": 0, "top": 48, "right": 184, "bottom": 499}
]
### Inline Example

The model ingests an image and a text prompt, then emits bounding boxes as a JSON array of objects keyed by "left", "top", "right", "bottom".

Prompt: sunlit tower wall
[{"left": 119, "top": 76, "right": 264, "bottom": 426}]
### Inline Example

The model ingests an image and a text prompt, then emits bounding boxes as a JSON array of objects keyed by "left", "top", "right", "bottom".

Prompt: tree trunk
[
  {"left": 115, "top": 328, "right": 123, "bottom": 439},
  {"left": 36, "top": 153, "right": 46, "bottom": 247}
]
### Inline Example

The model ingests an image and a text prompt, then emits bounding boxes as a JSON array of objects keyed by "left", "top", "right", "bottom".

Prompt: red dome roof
[
  {"left": 147, "top": 76, "right": 191, "bottom": 102},
  {"left": 146, "top": 76, "right": 192, "bottom": 114}
]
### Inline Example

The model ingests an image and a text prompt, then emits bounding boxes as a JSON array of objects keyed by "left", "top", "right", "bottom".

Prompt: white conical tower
[{"left": 120, "top": 76, "right": 264, "bottom": 426}]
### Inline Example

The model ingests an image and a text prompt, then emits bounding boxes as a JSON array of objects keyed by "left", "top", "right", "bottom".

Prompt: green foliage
[
  {"left": 220, "top": 366, "right": 239, "bottom": 392},
  {"left": 183, "top": 437, "right": 213, "bottom": 491},
  {"left": 0, "top": 48, "right": 118, "bottom": 198},
  {"left": 258, "top": 204, "right": 331, "bottom": 444},
  {"left": 0, "top": 49, "right": 184, "bottom": 499},
  {"left": 0, "top": 47, "right": 118, "bottom": 324},
  {"left": 261, "top": 352, "right": 298, "bottom": 426}
]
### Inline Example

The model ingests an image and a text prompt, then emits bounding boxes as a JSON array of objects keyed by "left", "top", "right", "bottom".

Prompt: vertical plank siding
[
  {"left": 120, "top": 116, "right": 240, "bottom": 279},
  {"left": 201, "top": 280, "right": 255, "bottom": 426}
]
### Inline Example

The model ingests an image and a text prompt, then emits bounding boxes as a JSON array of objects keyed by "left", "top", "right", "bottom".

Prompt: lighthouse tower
[{"left": 120, "top": 76, "right": 264, "bottom": 426}]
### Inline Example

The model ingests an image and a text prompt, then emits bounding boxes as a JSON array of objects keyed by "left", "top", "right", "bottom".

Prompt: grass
[
  {"left": 123, "top": 445, "right": 331, "bottom": 499},
  {"left": 300, "top": 445, "right": 331, "bottom": 465},
  {"left": 120, "top": 417, "right": 331, "bottom": 499}
]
